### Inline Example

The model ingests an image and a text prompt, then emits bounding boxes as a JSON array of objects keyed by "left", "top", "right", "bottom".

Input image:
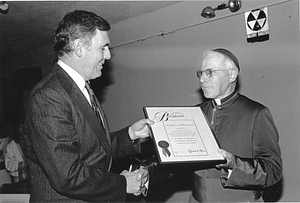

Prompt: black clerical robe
[{"left": 190, "top": 91, "right": 282, "bottom": 202}]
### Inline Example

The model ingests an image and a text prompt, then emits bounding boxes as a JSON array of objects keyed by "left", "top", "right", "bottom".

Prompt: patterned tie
[
  {"left": 85, "top": 81, "right": 112, "bottom": 170},
  {"left": 85, "top": 81, "right": 105, "bottom": 129}
]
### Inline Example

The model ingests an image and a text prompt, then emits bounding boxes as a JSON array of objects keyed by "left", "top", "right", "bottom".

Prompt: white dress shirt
[{"left": 57, "top": 60, "right": 91, "bottom": 105}]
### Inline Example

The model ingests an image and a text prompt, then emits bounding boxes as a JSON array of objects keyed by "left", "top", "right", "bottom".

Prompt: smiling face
[
  {"left": 199, "top": 51, "right": 238, "bottom": 99},
  {"left": 80, "top": 29, "right": 111, "bottom": 80}
]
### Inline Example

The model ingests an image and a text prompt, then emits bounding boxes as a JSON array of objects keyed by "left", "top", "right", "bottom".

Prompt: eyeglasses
[{"left": 196, "top": 69, "right": 229, "bottom": 78}]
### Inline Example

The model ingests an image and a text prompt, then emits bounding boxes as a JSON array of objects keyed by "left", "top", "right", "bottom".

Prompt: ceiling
[{"left": 0, "top": 1, "right": 180, "bottom": 56}]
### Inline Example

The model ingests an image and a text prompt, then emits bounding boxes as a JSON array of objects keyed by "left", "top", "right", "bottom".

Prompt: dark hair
[{"left": 54, "top": 10, "right": 110, "bottom": 57}]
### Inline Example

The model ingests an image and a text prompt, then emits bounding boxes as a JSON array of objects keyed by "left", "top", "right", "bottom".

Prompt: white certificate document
[{"left": 144, "top": 106, "right": 225, "bottom": 165}]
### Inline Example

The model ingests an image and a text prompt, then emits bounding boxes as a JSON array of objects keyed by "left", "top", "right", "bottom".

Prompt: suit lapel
[{"left": 54, "top": 64, "right": 112, "bottom": 159}]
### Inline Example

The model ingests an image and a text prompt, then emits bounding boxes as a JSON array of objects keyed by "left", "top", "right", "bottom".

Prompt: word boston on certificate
[{"left": 144, "top": 106, "right": 225, "bottom": 165}]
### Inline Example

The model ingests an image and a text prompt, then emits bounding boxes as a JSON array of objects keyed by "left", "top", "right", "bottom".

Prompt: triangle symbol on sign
[
  {"left": 248, "top": 20, "right": 256, "bottom": 30},
  {"left": 257, "top": 10, "right": 265, "bottom": 19},
  {"left": 248, "top": 13, "right": 255, "bottom": 21},
  {"left": 254, "top": 22, "right": 261, "bottom": 30},
  {"left": 251, "top": 10, "right": 260, "bottom": 19},
  {"left": 257, "top": 19, "right": 266, "bottom": 28}
]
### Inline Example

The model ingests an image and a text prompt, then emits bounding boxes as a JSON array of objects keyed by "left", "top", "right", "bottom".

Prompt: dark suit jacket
[{"left": 24, "top": 63, "right": 140, "bottom": 202}]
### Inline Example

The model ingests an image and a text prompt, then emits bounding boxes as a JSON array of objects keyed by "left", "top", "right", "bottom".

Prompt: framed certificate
[{"left": 143, "top": 106, "right": 225, "bottom": 165}]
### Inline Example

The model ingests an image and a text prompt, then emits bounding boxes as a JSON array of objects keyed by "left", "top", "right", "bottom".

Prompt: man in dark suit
[
  {"left": 24, "top": 10, "right": 153, "bottom": 202},
  {"left": 189, "top": 48, "right": 282, "bottom": 202}
]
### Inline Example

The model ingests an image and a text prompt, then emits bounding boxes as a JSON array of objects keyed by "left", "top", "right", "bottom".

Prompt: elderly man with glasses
[{"left": 189, "top": 48, "right": 282, "bottom": 202}]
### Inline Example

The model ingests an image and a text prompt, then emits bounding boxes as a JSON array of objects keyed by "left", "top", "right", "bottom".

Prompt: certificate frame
[{"left": 143, "top": 106, "right": 225, "bottom": 165}]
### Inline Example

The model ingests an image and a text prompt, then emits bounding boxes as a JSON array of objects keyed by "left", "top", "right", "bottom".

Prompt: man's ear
[
  {"left": 74, "top": 39, "right": 83, "bottom": 57},
  {"left": 229, "top": 68, "right": 238, "bottom": 83}
]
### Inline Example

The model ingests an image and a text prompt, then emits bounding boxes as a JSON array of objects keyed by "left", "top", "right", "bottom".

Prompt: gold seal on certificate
[{"left": 144, "top": 106, "right": 225, "bottom": 165}]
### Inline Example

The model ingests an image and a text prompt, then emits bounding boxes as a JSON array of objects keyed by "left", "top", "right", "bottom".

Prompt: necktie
[
  {"left": 85, "top": 81, "right": 105, "bottom": 128},
  {"left": 85, "top": 81, "right": 112, "bottom": 170}
]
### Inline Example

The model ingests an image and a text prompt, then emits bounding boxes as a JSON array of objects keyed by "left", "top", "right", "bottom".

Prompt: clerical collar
[
  {"left": 215, "top": 99, "right": 221, "bottom": 105},
  {"left": 214, "top": 90, "right": 238, "bottom": 106}
]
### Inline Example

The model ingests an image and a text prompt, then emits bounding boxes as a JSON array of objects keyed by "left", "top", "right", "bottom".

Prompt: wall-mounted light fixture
[
  {"left": 201, "top": 0, "right": 242, "bottom": 19},
  {"left": 0, "top": 1, "right": 8, "bottom": 14}
]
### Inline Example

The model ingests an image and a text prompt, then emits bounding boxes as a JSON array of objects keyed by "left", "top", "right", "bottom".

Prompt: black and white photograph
[{"left": 0, "top": 1, "right": 298, "bottom": 202}]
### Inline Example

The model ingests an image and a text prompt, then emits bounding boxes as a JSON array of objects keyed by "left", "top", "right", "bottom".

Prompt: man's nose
[
  {"left": 200, "top": 73, "right": 208, "bottom": 83},
  {"left": 104, "top": 48, "right": 111, "bottom": 60}
]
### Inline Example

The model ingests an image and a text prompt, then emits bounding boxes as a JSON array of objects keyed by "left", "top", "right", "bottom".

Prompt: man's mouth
[
  {"left": 98, "top": 62, "right": 105, "bottom": 68},
  {"left": 99, "top": 59, "right": 105, "bottom": 66}
]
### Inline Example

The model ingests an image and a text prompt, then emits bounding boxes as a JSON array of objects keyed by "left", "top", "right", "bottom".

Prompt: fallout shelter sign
[{"left": 245, "top": 7, "right": 269, "bottom": 43}]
